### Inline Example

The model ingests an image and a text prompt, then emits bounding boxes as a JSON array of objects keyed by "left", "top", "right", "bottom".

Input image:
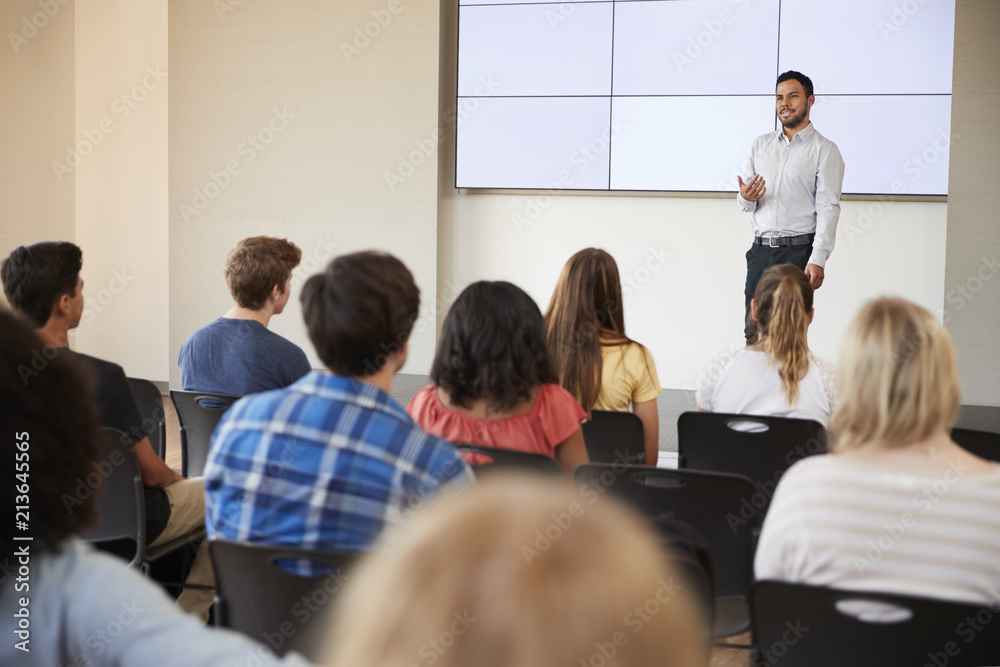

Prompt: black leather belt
[{"left": 753, "top": 233, "right": 814, "bottom": 247}]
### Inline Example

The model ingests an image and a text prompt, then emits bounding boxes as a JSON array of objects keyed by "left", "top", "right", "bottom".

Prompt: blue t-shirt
[{"left": 178, "top": 317, "right": 311, "bottom": 396}]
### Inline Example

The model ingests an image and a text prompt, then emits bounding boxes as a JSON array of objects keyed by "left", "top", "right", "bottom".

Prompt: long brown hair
[
  {"left": 544, "top": 248, "right": 636, "bottom": 414},
  {"left": 753, "top": 264, "right": 813, "bottom": 405}
]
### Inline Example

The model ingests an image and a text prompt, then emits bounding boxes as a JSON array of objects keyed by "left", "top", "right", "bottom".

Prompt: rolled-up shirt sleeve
[
  {"left": 736, "top": 150, "right": 758, "bottom": 212},
  {"left": 808, "top": 143, "right": 845, "bottom": 268}
]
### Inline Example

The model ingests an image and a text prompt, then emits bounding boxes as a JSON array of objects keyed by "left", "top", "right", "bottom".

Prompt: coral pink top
[{"left": 407, "top": 384, "right": 586, "bottom": 459}]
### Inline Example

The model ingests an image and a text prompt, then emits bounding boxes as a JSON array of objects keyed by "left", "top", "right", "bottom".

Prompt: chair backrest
[
  {"left": 454, "top": 443, "right": 562, "bottom": 476},
  {"left": 581, "top": 409, "right": 646, "bottom": 464},
  {"left": 169, "top": 390, "right": 240, "bottom": 477},
  {"left": 750, "top": 580, "right": 1000, "bottom": 666},
  {"left": 79, "top": 427, "right": 146, "bottom": 567},
  {"left": 128, "top": 377, "right": 167, "bottom": 459},
  {"left": 952, "top": 427, "right": 1000, "bottom": 462},
  {"left": 574, "top": 464, "right": 759, "bottom": 598},
  {"left": 677, "top": 411, "right": 827, "bottom": 512},
  {"left": 210, "top": 539, "right": 357, "bottom": 659}
]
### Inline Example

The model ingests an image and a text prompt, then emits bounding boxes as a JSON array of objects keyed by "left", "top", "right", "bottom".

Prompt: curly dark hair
[
  {"left": 431, "top": 281, "right": 557, "bottom": 412},
  {"left": 0, "top": 308, "right": 100, "bottom": 563},
  {"left": 301, "top": 251, "right": 420, "bottom": 377},
  {"left": 1, "top": 242, "right": 82, "bottom": 328}
]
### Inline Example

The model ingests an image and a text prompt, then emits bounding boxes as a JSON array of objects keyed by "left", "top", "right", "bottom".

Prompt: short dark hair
[
  {"left": 776, "top": 70, "right": 813, "bottom": 98},
  {"left": 1, "top": 242, "right": 82, "bottom": 327},
  {"left": 225, "top": 236, "right": 302, "bottom": 310},
  {"left": 301, "top": 251, "right": 420, "bottom": 377},
  {"left": 0, "top": 308, "right": 100, "bottom": 561},
  {"left": 432, "top": 281, "right": 557, "bottom": 413}
]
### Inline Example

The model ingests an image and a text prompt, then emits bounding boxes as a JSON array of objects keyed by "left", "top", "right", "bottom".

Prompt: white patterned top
[{"left": 695, "top": 347, "right": 836, "bottom": 426}]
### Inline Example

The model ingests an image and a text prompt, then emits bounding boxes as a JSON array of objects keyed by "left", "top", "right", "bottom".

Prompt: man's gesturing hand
[
  {"left": 805, "top": 263, "right": 824, "bottom": 289},
  {"left": 738, "top": 175, "right": 766, "bottom": 202}
]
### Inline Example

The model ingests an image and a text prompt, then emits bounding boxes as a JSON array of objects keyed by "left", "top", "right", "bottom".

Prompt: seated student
[
  {"left": 756, "top": 298, "right": 1000, "bottom": 606},
  {"left": 179, "top": 236, "right": 311, "bottom": 396},
  {"left": 0, "top": 309, "right": 310, "bottom": 667},
  {"left": 323, "top": 475, "right": 709, "bottom": 667},
  {"left": 1, "top": 242, "right": 212, "bottom": 619},
  {"left": 407, "top": 281, "right": 589, "bottom": 475},
  {"left": 205, "top": 251, "right": 473, "bottom": 572},
  {"left": 544, "top": 248, "right": 662, "bottom": 465},
  {"left": 696, "top": 263, "right": 836, "bottom": 425}
]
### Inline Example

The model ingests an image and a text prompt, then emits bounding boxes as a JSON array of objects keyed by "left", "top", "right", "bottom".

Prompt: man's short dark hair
[
  {"left": 301, "top": 251, "right": 420, "bottom": 377},
  {"left": 1, "top": 242, "right": 82, "bottom": 327},
  {"left": 431, "top": 281, "right": 557, "bottom": 413},
  {"left": 776, "top": 70, "right": 813, "bottom": 98},
  {"left": 0, "top": 308, "right": 100, "bottom": 561}
]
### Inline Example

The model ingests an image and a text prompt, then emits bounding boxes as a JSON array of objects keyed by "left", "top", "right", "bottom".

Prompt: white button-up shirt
[{"left": 736, "top": 123, "right": 845, "bottom": 269}]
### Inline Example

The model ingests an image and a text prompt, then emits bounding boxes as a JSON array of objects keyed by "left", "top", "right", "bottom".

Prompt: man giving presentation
[{"left": 737, "top": 70, "right": 845, "bottom": 341}]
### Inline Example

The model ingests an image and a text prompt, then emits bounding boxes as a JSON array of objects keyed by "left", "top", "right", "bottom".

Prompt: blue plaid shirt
[{"left": 204, "top": 371, "right": 474, "bottom": 573}]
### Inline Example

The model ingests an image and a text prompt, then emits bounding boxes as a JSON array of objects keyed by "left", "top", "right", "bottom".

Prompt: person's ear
[
  {"left": 54, "top": 293, "right": 73, "bottom": 317},
  {"left": 808, "top": 307, "right": 815, "bottom": 324},
  {"left": 750, "top": 298, "right": 759, "bottom": 322},
  {"left": 807, "top": 94, "right": 815, "bottom": 109},
  {"left": 268, "top": 284, "right": 282, "bottom": 303},
  {"left": 390, "top": 340, "right": 409, "bottom": 373}
]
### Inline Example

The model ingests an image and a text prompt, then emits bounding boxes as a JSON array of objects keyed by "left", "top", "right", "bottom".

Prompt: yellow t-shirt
[{"left": 593, "top": 341, "right": 661, "bottom": 412}]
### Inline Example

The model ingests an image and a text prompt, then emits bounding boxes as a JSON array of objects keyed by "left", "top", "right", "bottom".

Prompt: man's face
[
  {"left": 273, "top": 274, "right": 293, "bottom": 315},
  {"left": 66, "top": 276, "right": 84, "bottom": 329},
  {"left": 776, "top": 79, "right": 812, "bottom": 130}
]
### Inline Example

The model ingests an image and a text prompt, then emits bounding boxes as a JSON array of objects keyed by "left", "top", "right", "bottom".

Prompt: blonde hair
[
  {"left": 753, "top": 264, "right": 813, "bottom": 405},
  {"left": 832, "top": 298, "right": 961, "bottom": 451},
  {"left": 323, "top": 476, "right": 708, "bottom": 667}
]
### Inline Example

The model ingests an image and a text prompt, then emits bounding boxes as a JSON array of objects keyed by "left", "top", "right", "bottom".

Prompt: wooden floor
[{"left": 160, "top": 395, "right": 750, "bottom": 665}]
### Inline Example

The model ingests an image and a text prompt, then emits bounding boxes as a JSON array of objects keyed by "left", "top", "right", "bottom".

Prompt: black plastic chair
[
  {"left": 210, "top": 539, "right": 358, "bottom": 659},
  {"left": 128, "top": 377, "right": 168, "bottom": 460},
  {"left": 952, "top": 427, "right": 1000, "bottom": 462},
  {"left": 169, "top": 390, "right": 240, "bottom": 477},
  {"left": 454, "top": 443, "right": 562, "bottom": 476},
  {"left": 575, "top": 463, "right": 760, "bottom": 638},
  {"left": 678, "top": 411, "right": 827, "bottom": 514},
  {"left": 751, "top": 580, "right": 1000, "bottom": 666},
  {"left": 582, "top": 409, "right": 646, "bottom": 464},
  {"left": 81, "top": 427, "right": 205, "bottom": 569}
]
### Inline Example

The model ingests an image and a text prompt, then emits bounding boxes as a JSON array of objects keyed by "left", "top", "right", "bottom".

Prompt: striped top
[{"left": 755, "top": 454, "right": 1000, "bottom": 605}]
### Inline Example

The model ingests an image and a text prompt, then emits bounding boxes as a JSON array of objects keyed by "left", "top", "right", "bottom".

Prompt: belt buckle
[{"left": 768, "top": 236, "right": 779, "bottom": 248}]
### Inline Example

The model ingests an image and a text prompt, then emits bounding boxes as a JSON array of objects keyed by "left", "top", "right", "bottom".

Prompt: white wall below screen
[{"left": 439, "top": 192, "right": 947, "bottom": 391}]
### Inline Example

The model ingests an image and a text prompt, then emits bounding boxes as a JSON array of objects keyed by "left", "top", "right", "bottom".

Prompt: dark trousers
[{"left": 744, "top": 243, "right": 812, "bottom": 340}]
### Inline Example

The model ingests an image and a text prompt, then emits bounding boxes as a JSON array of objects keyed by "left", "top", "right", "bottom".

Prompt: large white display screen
[{"left": 456, "top": 0, "right": 956, "bottom": 195}]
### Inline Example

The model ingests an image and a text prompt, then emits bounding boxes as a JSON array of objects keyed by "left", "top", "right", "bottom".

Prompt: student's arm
[
  {"left": 554, "top": 426, "right": 589, "bottom": 478},
  {"left": 134, "top": 437, "right": 185, "bottom": 487},
  {"left": 633, "top": 399, "right": 659, "bottom": 466}
]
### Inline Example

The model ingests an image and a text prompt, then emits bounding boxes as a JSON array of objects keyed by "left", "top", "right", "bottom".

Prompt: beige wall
[
  {"left": 0, "top": 0, "right": 75, "bottom": 296},
  {"left": 944, "top": 0, "right": 1000, "bottom": 406},
  {"left": 74, "top": 0, "right": 169, "bottom": 382},
  {"left": 168, "top": 0, "right": 441, "bottom": 388}
]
